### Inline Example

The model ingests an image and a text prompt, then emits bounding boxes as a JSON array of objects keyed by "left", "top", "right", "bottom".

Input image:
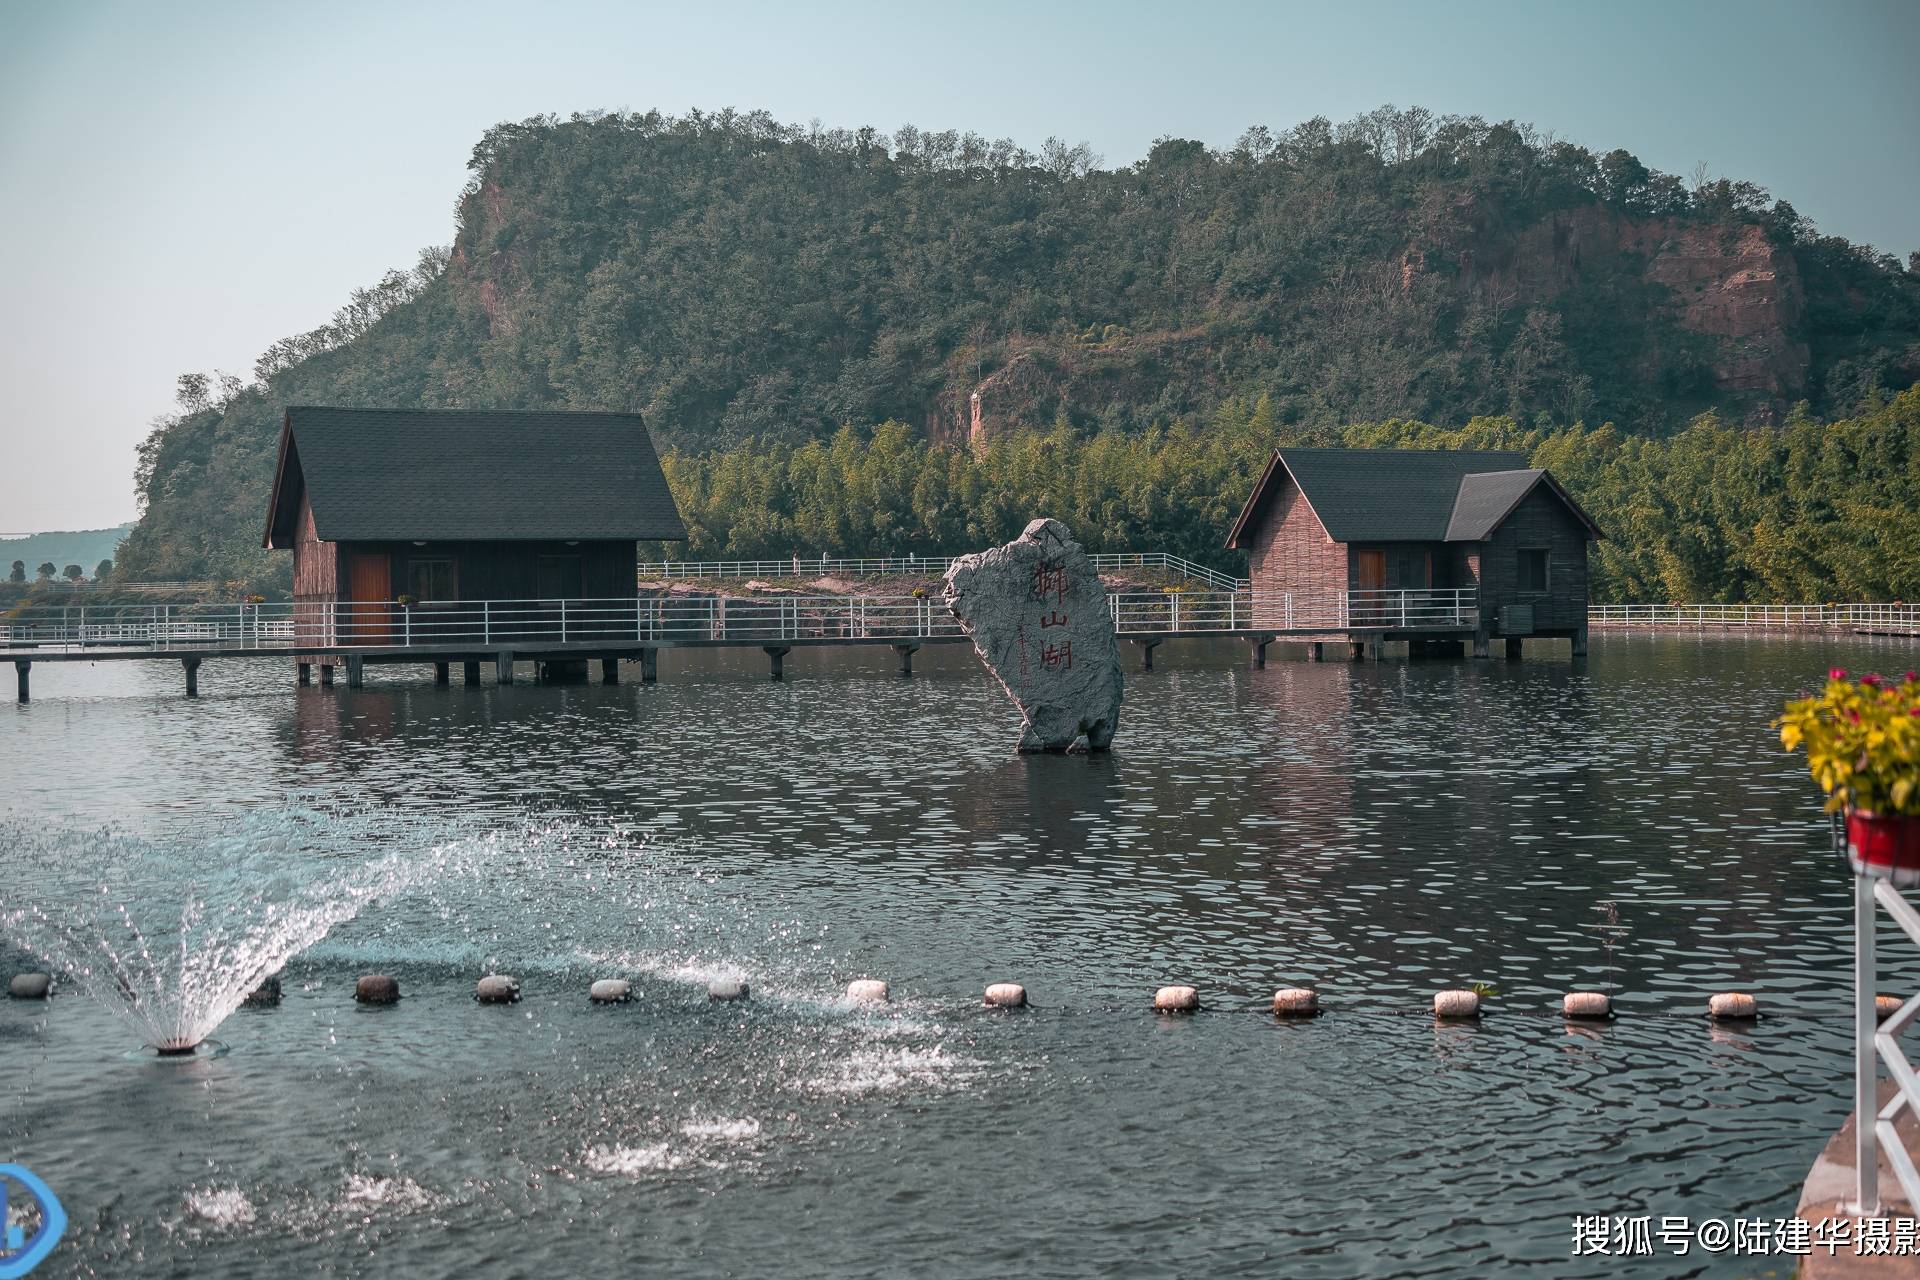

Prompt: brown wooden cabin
[
  {"left": 263, "top": 407, "right": 685, "bottom": 648},
  {"left": 1225, "top": 447, "right": 1604, "bottom": 648}
]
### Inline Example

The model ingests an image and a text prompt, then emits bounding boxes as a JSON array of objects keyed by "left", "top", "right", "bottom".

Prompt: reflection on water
[{"left": 3, "top": 634, "right": 1916, "bottom": 1277}]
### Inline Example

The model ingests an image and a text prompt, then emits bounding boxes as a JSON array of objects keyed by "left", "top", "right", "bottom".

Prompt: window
[
  {"left": 536, "top": 554, "right": 583, "bottom": 600},
  {"left": 407, "top": 558, "right": 456, "bottom": 601},
  {"left": 1517, "top": 548, "right": 1549, "bottom": 593}
]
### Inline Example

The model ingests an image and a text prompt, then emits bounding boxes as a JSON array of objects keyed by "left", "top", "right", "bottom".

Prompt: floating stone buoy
[
  {"left": 244, "top": 976, "right": 282, "bottom": 1007},
  {"left": 1271, "top": 987, "right": 1319, "bottom": 1017},
  {"left": 708, "top": 978, "right": 750, "bottom": 1002},
  {"left": 984, "top": 983, "right": 1027, "bottom": 1008},
  {"left": 846, "top": 979, "right": 890, "bottom": 1004},
  {"left": 589, "top": 979, "right": 631, "bottom": 1004},
  {"left": 1878, "top": 994, "right": 1904, "bottom": 1022},
  {"left": 1434, "top": 989, "right": 1481, "bottom": 1019},
  {"left": 475, "top": 974, "right": 521, "bottom": 1004},
  {"left": 8, "top": 972, "right": 51, "bottom": 1000},
  {"left": 1562, "top": 991, "right": 1611, "bottom": 1020},
  {"left": 355, "top": 974, "right": 400, "bottom": 1004},
  {"left": 1708, "top": 991, "right": 1757, "bottom": 1021},
  {"left": 1154, "top": 985, "right": 1200, "bottom": 1013}
]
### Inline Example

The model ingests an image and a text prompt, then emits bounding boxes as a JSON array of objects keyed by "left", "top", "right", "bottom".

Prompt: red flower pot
[{"left": 1847, "top": 811, "right": 1920, "bottom": 886}]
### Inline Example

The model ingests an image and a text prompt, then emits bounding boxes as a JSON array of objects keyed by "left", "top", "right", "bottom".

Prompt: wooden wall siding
[
  {"left": 1244, "top": 477, "right": 1347, "bottom": 627},
  {"left": 291, "top": 493, "right": 340, "bottom": 648},
  {"left": 323, "top": 540, "right": 638, "bottom": 603},
  {"left": 291, "top": 493, "right": 339, "bottom": 601},
  {"left": 1345, "top": 544, "right": 1443, "bottom": 591},
  {"left": 1479, "top": 486, "right": 1590, "bottom": 635}
]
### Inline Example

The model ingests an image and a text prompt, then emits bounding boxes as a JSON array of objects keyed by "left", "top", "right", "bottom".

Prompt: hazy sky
[{"left": 1, "top": 0, "right": 1915, "bottom": 531}]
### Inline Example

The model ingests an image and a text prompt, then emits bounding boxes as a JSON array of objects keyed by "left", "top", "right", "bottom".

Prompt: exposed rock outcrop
[
  {"left": 1405, "top": 206, "right": 1809, "bottom": 401},
  {"left": 943, "top": 518, "right": 1122, "bottom": 753}
]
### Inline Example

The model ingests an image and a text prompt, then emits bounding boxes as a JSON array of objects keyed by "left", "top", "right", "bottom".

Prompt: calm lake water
[{"left": 3, "top": 633, "right": 1917, "bottom": 1278}]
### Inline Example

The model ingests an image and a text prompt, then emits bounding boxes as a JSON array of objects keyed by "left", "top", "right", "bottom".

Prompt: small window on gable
[{"left": 1518, "top": 548, "right": 1549, "bottom": 593}]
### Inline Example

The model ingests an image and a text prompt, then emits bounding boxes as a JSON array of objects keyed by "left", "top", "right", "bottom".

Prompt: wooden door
[
  {"left": 348, "top": 552, "right": 392, "bottom": 643},
  {"left": 1355, "top": 549, "right": 1386, "bottom": 624}
]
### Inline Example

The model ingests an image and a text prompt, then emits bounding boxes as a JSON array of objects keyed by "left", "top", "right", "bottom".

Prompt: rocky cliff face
[
  {"left": 931, "top": 205, "right": 1821, "bottom": 448},
  {"left": 1408, "top": 207, "right": 1809, "bottom": 402}
]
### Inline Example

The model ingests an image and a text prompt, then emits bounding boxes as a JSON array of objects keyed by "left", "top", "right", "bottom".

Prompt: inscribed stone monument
[{"left": 943, "top": 518, "right": 1123, "bottom": 752}]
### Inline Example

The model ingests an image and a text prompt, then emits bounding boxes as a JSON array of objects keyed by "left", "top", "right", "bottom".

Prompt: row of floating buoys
[
  {"left": 342, "top": 973, "right": 756, "bottom": 1005},
  {"left": 0, "top": 973, "right": 1843, "bottom": 1021}
]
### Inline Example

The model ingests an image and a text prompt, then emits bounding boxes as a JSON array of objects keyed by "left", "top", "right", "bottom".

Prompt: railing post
[
  {"left": 1399, "top": 591, "right": 1407, "bottom": 629},
  {"left": 560, "top": 598, "right": 568, "bottom": 644},
  {"left": 483, "top": 600, "right": 491, "bottom": 647},
  {"left": 1857, "top": 870, "right": 1881, "bottom": 1215},
  {"left": 404, "top": 604, "right": 411, "bottom": 647}
]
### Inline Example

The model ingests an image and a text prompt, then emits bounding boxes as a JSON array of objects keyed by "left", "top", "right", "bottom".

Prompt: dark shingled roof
[
  {"left": 1444, "top": 469, "right": 1546, "bottom": 541},
  {"left": 1225, "top": 447, "right": 1603, "bottom": 547},
  {"left": 264, "top": 407, "right": 686, "bottom": 545}
]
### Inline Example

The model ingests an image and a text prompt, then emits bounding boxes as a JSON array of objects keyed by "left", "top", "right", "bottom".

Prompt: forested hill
[{"left": 120, "top": 106, "right": 1920, "bottom": 590}]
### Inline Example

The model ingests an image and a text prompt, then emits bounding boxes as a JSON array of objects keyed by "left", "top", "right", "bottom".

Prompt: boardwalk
[{"left": 3, "top": 589, "right": 1477, "bottom": 698}]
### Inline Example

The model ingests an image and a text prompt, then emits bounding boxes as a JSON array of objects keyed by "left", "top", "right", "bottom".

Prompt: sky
[{"left": 0, "top": 0, "right": 1915, "bottom": 532}]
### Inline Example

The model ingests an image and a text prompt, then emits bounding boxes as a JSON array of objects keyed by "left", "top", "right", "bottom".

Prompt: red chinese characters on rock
[
  {"left": 1029, "top": 560, "right": 1073, "bottom": 672},
  {"left": 1029, "top": 560, "right": 1068, "bottom": 604}
]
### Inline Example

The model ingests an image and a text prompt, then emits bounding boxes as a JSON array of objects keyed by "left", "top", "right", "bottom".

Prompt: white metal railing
[
  {"left": 1590, "top": 603, "right": 1920, "bottom": 630},
  {"left": 636, "top": 551, "right": 1250, "bottom": 592},
  {"left": 1852, "top": 871, "right": 1920, "bottom": 1216},
  {"left": 0, "top": 588, "right": 1476, "bottom": 653}
]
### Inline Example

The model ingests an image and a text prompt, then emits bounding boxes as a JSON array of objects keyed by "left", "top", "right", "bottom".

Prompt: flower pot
[{"left": 1847, "top": 811, "right": 1920, "bottom": 886}]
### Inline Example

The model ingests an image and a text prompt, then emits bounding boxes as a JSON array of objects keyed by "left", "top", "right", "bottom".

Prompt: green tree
[
  {"left": 62, "top": 564, "right": 83, "bottom": 582},
  {"left": 7, "top": 560, "right": 22, "bottom": 584},
  {"left": 94, "top": 559, "right": 113, "bottom": 580},
  {"left": 35, "top": 562, "right": 55, "bottom": 582}
]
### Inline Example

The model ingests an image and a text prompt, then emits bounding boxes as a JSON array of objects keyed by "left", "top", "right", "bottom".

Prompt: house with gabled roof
[
  {"left": 1225, "top": 447, "right": 1604, "bottom": 654},
  {"left": 263, "top": 406, "right": 685, "bottom": 651}
]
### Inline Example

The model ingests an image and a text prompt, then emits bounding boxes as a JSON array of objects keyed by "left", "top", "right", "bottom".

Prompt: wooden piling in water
[
  {"left": 893, "top": 642, "right": 919, "bottom": 677},
  {"left": 297, "top": 661, "right": 311, "bottom": 686},
  {"left": 433, "top": 661, "right": 449, "bottom": 686},
  {"left": 495, "top": 651, "right": 514, "bottom": 685},
  {"left": 1135, "top": 639, "right": 1160, "bottom": 671},
  {"left": 463, "top": 660, "right": 480, "bottom": 686},
  {"left": 319, "top": 663, "right": 335, "bottom": 686},
  {"left": 345, "top": 654, "right": 364, "bottom": 688},
  {"left": 601, "top": 657, "right": 619, "bottom": 684},
  {"left": 1505, "top": 637, "right": 1524, "bottom": 660},
  {"left": 14, "top": 660, "right": 28, "bottom": 703},
  {"left": 183, "top": 657, "right": 201, "bottom": 696},
  {"left": 639, "top": 648, "right": 658, "bottom": 683},
  {"left": 765, "top": 645, "right": 790, "bottom": 681}
]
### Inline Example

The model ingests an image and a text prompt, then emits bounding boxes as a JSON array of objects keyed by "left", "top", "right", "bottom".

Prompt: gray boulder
[{"left": 944, "top": 518, "right": 1123, "bottom": 752}]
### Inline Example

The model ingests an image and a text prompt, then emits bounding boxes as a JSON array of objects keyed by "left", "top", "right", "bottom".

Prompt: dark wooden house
[
  {"left": 263, "top": 407, "right": 685, "bottom": 644},
  {"left": 1225, "top": 447, "right": 1604, "bottom": 653}
]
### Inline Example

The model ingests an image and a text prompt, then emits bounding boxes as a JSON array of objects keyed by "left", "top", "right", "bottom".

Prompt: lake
[{"left": 2, "top": 634, "right": 1912, "bottom": 1277}]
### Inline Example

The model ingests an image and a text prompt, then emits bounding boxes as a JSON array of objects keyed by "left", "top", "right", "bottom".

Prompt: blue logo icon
[{"left": 0, "top": 1165, "right": 64, "bottom": 1278}]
